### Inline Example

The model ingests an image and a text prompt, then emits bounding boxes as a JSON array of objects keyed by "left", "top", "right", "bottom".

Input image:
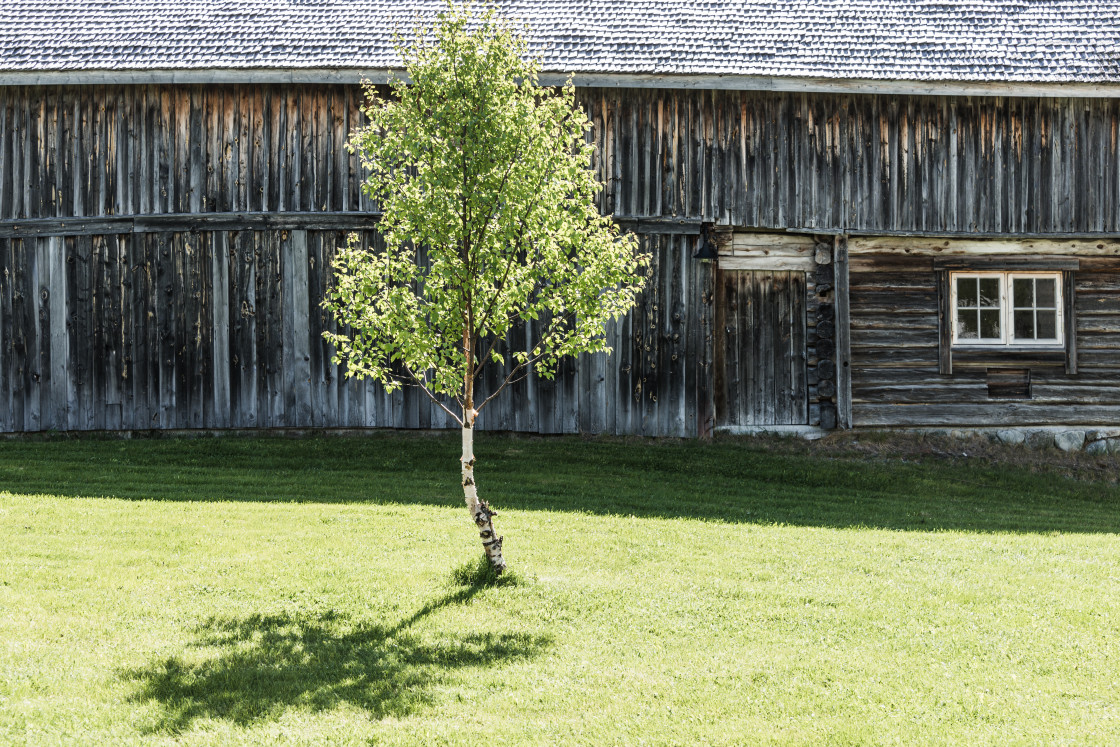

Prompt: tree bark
[{"left": 461, "top": 412, "right": 506, "bottom": 573}]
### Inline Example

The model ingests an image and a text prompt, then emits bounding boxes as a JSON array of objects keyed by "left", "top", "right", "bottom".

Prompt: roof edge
[{"left": 2, "top": 68, "right": 1119, "bottom": 97}]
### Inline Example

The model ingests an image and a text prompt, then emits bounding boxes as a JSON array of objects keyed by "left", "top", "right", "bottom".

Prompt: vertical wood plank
[
  {"left": 102, "top": 234, "right": 123, "bottom": 430},
  {"left": 1064, "top": 269, "right": 1078, "bottom": 375},
  {"left": 834, "top": 236, "right": 852, "bottom": 428},
  {"left": 0, "top": 238, "right": 11, "bottom": 430},
  {"left": 188, "top": 87, "right": 203, "bottom": 213},
  {"left": 28, "top": 236, "right": 44, "bottom": 430},
  {"left": 48, "top": 236, "right": 67, "bottom": 429},
  {"left": 695, "top": 254, "right": 714, "bottom": 438},
  {"left": 791, "top": 270, "right": 808, "bottom": 424},
  {"left": 233, "top": 230, "right": 257, "bottom": 427},
  {"left": 11, "top": 237, "right": 28, "bottom": 430},
  {"left": 282, "top": 229, "right": 312, "bottom": 426}
]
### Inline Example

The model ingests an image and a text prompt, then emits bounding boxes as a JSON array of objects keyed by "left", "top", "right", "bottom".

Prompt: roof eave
[{"left": 1, "top": 68, "right": 1119, "bottom": 98}]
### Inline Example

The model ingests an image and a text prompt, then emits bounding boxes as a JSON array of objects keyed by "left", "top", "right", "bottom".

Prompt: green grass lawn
[{"left": 1, "top": 433, "right": 1118, "bottom": 745}]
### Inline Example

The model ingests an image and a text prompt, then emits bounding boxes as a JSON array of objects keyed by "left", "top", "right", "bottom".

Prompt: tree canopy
[
  {"left": 325, "top": 3, "right": 646, "bottom": 422},
  {"left": 323, "top": 2, "right": 649, "bottom": 571}
]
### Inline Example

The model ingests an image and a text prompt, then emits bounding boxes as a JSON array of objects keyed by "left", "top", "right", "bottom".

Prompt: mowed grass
[{"left": 1, "top": 433, "right": 1119, "bottom": 745}]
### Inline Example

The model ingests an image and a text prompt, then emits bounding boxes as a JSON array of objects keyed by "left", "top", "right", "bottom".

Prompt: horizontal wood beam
[
  {"left": 932, "top": 256, "right": 1081, "bottom": 270},
  {"left": 8, "top": 214, "right": 1120, "bottom": 243},
  {"left": 950, "top": 347, "right": 1068, "bottom": 369},
  {"left": 0, "top": 216, "right": 135, "bottom": 238},
  {"left": 860, "top": 236, "right": 1120, "bottom": 257},
  {"left": 853, "top": 403, "right": 1120, "bottom": 427},
  {"left": 731, "top": 233, "right": 817, "bottom": 250},
  {"left": 741, "top": 227, "right": 1120, "bottom": 242},
  {"left": 0, "top": 211, "right": 386, "bottom": 238},
  {"left": 614, "top": 217, "right": 703, "bottom": 235},
  {"left": 718, "top": 256, "right": 815, "bottom": 271},
  {"left": 561, "top": 73, "right": 1120, "bottom": 99},
  {"left": 0, "top": 212, "right": 697, "bottom": 238}
]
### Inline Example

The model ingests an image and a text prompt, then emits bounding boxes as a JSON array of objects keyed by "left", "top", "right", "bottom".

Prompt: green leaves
[{"left": 323, "top": 1, "right": 649, "bottom": 422}]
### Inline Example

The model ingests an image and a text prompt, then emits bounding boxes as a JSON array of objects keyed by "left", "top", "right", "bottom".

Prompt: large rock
[
  {"left": 1054, "top": 430, "right": 1087, "bottom": 453},
  {"left": 996, "top": 429, "right": 1026, "bottom": 446},
  {"left": 1027, "top": 430, "right": 1057, "bottom": 449},
  {"left": 1086, "top": 439, "right": 1110, "bottom": 455}
]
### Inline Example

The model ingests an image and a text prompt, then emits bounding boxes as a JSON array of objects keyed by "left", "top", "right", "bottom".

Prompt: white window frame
[{"left": 949, "top": 271, "right": 1064, "bottom": 347}]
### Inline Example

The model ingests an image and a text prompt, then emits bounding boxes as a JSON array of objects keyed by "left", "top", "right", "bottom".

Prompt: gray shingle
[{"left": 0, "top": 0, "right": 1118, "bottom": 82}]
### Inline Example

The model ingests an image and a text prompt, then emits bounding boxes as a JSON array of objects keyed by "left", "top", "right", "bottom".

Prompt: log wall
[
  {"left": 848, "top": 252, "right": 1120, "bottom": 426},
  {"left": 1, "top": 82, "right": 1119, "bottom": 434}
]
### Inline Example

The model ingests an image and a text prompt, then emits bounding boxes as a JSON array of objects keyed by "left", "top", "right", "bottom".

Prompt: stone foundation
[{"left": 931, "top": 427, "right": 1120, "bottom": 453}]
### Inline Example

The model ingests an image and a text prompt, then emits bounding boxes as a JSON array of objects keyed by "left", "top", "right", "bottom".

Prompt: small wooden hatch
[{"left": 987, "top": 368, "right": 1031, "bottom": 399}]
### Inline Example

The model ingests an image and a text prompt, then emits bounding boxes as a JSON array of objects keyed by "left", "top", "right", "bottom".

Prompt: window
[
  {"left": 934, "top": 257, "right": 1076, "bottom": 376},
  {"left": 950, "top": 272, "right": 1063, "bottom": 347}
]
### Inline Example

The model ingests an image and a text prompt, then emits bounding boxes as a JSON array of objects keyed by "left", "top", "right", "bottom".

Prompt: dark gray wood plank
[
  {"left": 0, "top": 238, "right": 11, "bottom": 430},
  {"left": 834, "top": 236, "right": 852, "bottom": 427},
  {"left": 47, "top": 235, "right": 67, "bottom": 429},
  {"left": 282, "top": 229, "right": 312, "bottom": 426}
]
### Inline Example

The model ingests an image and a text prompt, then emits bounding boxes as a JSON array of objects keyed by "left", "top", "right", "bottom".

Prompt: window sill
[{"left": 950, "top": 346, "right": 1067, "bottom": 369}]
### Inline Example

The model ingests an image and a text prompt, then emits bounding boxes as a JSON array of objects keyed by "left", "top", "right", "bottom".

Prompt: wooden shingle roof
[{"left": 2, "top": 1, "right": 1118, "bottom": 88}]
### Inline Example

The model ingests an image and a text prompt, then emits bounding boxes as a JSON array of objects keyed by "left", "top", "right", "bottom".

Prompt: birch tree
[{"left": 323, "top": 3, "right": 648, "bottom": 574}]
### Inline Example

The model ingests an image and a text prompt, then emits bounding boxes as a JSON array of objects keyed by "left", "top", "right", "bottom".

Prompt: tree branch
[
  {"left": 469, "top": 127, "right": 538, "bottom": 266},
  {"left": 402, "top": 363, "right": 464, "bottom": 426},
  {"left": 471, "top": 163, "right": 556, "bottom": 340},
  {"left": 475, "top": 309, "right": 578, "bottom": 413}
]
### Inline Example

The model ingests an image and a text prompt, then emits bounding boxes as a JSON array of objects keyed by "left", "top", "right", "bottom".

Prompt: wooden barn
[{"left": 2, "top": 0, "right": 1120, "bottom": 440}]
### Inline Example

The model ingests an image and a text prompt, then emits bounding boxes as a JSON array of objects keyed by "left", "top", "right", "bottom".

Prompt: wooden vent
[{"left": 987, "top": 368, "right": 1031, "bottom": 399}]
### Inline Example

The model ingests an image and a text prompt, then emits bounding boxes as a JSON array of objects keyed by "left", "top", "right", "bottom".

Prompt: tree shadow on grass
[{"left": 121, "top": 579, "right": 548, "bottom": 734}]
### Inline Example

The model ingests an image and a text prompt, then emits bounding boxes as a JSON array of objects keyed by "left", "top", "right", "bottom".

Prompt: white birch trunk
[{"left": 462, "top": 413, "right": 506, "bottom": 573}]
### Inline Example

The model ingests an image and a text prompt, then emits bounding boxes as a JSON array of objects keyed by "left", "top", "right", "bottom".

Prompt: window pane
[
  {"left": 1013, "top": 278, "right": 1034, "bottom": 308},
  {"left": 979, "top": 278, "right": 1000, "bottom": 307},
  {"left": 1014, "top": 309, "right": 1035, "bottom": 339},
  {"left": 980, "top": 309, "right": 1001, "bottom": 339},
  {"left": 1036, "top": 278, "right": 1056, "bottom": 308},
  {"left": 956, "top": 277, "right": 978, "bottom": 308},
  {"left": 957, "top": 310, "right": 979, "bottom": 339},
  {"left": 1037, "top": 310, "right": 1057, "bottom": 339}
]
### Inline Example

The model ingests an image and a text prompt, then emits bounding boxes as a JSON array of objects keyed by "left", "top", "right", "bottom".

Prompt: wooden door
[{"left": 714, "top": 270, "right": 808, "bottom": 426}]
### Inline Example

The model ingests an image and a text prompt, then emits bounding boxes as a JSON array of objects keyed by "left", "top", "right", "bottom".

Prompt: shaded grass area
[
  {"left": 123, "top": 558, "right": 531, "bottom": 735},
  {"left": 0, "top": 431, "right": 1118, "bottom": 533},
  {"left": 126, "top": 591, "right": 544, "bottom": 734}
]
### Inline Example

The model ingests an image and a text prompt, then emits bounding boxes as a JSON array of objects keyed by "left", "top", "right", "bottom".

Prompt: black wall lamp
[{"left": 692, "top": 223, "right": 718, "bottom": 261}]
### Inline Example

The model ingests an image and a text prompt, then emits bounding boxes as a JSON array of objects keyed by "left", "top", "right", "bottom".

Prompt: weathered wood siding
[
  {"left": 713, "top": 270, "right": 808, "bottom": 426},
  {"left": 848, "top": 252, "right": 1120, "bottom": 426},
  {"left": 2, "top": 82, "right": 1119, "bottom": 433},
  {"left": 0, "top": 84, "right": 372, "bottom": 219},
  {"left": 3, "top": 84, "right": 1118, "bottom": 231},
  {"left": 585, "top": 88, "right": 1120, "bottom": 234},
  {"left": 0, "top": 229, "right": 712, "bottom": 435}
]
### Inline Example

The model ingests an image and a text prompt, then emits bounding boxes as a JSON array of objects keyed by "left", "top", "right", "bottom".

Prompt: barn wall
[
  {"left": 0, "top": 229, "right": 711, "bottom": 435},
  {"left": 1, "top": 83, "right": 1119, "bottom": 434},
  {"left": 585, "top": 88, "right": 1120, "bottom": 234},
  {"left": 2, "top": 84, "right": 1118, "bottom": 232},
  {"left": 847, "top": 252, "right": 1120, "bottom": 426},
  {"left": 0, "top": 84, "right": 371, "bottom": 218}
]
